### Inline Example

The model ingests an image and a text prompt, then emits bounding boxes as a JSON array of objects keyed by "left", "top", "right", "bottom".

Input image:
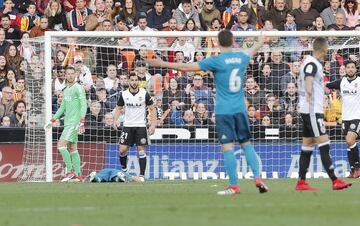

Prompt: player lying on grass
[{"left": 83, "top": 168, "right": 142, "bottom": 183}]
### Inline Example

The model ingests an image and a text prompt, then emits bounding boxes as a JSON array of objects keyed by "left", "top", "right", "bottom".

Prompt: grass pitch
[{"left": 0, "top": 179, "right": 358, "bottom": 226}]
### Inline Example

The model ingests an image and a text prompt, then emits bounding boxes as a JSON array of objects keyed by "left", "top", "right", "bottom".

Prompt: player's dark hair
[
  {"left": 344, "top": 60, "right": 357, "bottom": 67},
  {"left": 218, "top": 29, "right": 233, "bottom": 47},
  {"left": 128, "top": 71, "right": 138, "bottom": 79},
  {"left": 313, "top": 37, "right": 328, "bottom": 52}
]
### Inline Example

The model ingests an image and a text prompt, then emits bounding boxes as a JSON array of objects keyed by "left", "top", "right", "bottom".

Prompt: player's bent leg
[
  {"left": 217, "top": 143, "right": 240, "bottom": 195},
  {"left": 346, "top": 132, "right": 360, "bottom": 178}
]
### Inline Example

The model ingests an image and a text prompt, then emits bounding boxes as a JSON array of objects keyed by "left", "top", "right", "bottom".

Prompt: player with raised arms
[
  {"left": 295, "top": 37, "right": 351, "bottom": 191},
  {"left": 326, "top": 60, "right": 360, "bottom": 178},
  {"left": 147, "top": 30, "right": 268, "bottom": 195},
  {"left": 50, "top": 66, "right": 88, "bottom": 182}
]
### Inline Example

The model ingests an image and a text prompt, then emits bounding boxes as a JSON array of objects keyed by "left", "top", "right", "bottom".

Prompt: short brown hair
[{"left": 218, "top": 29, "right": 233, "bottom": 47}]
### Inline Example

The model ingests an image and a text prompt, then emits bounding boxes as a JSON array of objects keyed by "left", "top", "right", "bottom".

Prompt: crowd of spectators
[{"left": 0, "top": 0, "right": 359, "bottom": 141}]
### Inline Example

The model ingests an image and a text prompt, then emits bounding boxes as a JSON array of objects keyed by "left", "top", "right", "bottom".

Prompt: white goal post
[{"left": 38, "top": 30, "right": 360, "bottom": 182}]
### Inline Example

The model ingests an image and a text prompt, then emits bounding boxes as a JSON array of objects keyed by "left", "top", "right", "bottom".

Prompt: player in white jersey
[
  {"left": 295, "top": 37, "right": 351, "bottom": 191},
  {"left": 326, "top": 60, "right": 360, "bottom": 178},
  {"left": 113, "top": 72, "right": 156, "bottom": 180}
]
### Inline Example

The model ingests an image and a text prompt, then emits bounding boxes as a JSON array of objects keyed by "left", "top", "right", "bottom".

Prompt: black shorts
[
  {"left": 301, "top": 113, "right": 327, "bottom": 138},
  {"left": 342, "top": 120, "right": 360, "bottom": 137},
  {"left": 119, "top": 127, "right": 148, "bottom": 146}
]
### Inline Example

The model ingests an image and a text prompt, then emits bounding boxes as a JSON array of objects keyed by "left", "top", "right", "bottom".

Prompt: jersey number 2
[{"left": 229, "top": 68, "right": 241, "bottom": 92}]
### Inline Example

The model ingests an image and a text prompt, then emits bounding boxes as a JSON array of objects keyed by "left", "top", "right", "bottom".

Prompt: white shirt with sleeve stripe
[{"left": 298, "top": 55, "right": 325, "bottom": 114}]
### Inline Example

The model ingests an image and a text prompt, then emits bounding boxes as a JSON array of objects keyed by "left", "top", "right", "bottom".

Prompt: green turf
[{"left": 0, "top": 179, "right": 358, "bottom": 226}]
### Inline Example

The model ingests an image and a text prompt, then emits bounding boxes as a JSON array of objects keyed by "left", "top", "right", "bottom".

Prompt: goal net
[{"left": 19, "top": 30, "right": 360, "bottom": 182}]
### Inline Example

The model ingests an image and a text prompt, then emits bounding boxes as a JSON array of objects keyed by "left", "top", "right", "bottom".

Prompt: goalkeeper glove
[{"left": 78, "top": 118, "right": 85, "bottom": 134}]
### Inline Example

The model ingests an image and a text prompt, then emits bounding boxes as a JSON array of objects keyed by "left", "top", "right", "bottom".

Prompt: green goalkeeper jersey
[{"left": 53, "top": 83, "right": 87, "bottom": 126}]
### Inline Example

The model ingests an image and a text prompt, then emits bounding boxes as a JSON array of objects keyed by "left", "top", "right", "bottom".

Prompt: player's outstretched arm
[
  {"left": 247, "top": 34, "right": 265, "bottom": 58},
  {"left": 146, "top": 56, "right": 200, "bottom": 72}
]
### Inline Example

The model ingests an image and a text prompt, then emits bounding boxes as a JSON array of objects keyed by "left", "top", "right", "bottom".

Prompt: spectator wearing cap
[
  {"left": 174, "top": 0, "right": 201, "bottom": 30},
  {"left": 129, "top": 15, "right": 158, "bottom": 49},
  {"left": 201, "top": 0, "right": 221, "bottom": 28},
  {"left": 20, "top": 2, "right": 40, "bottom": 32},
  {"left": 320, "top": 0, "right": 345, "bottom": 28},
  {"left": 74, "top": 55, "right": 93, "bottom": 90},
  {"left": 85, "top": 0, "right": 120, "bottom": 31},
  {"left": 147, "top": 0, "right": 171, "bottom": 31},
  {"left": 1, "top": 14, "right": 21, "bottom": 46},
  {"left": 29, "top": 15, "right": 53, "bottom": 38},
  {"left": 327, "top": 12, "right": 350, "bottom": 30},
  {"left": 69, "top": 0, "right": 93, "bottom": 31},
  {"left": 264, "top": 0, "right": 290, "bottom": 30},
  {"left": 0, "top": 28, "right": 9, "bottom": 55},
  {"left": 291, "top": 0, "right": 319, "bottom": 30},
  {"left": 241, "top": 0, "right": 266, "bottom": 29}
]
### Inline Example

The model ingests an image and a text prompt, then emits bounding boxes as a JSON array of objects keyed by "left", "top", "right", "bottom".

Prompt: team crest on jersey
[
  {"left": 355, "top": 83, "right": 358, "bottom": 88},
  {"left": 140, "top": 138, "right": 147, "bottom": 144},
  {"left": 350, "top": 124, "right": 356, "bottom": 130},
  {"left": 139, "top": 96, "right": 143, "bottom": 101}
]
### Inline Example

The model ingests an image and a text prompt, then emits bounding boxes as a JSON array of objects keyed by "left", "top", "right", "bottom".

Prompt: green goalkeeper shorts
[{"left": 60, "top": 125, "right": 78, "bottom": 143}]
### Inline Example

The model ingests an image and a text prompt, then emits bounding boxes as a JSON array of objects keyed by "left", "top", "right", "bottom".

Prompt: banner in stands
[{"left": 0, "top": 143, "right": 350, "bottom": 181}]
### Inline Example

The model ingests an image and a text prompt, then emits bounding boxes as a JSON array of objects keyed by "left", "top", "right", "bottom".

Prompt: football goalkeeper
[
  {"left": 83, "top": 168, "right": 142, "bottom": 183},
  {"left": 50, "top": 66, "right": 87, "bottom": 182}
]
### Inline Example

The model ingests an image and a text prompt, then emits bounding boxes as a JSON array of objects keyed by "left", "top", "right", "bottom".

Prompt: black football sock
[
  {"left": 138, "top": 151, "right": 147, "bottom": 176},
  {"left": 319, "top": 142, "right": 337, "bottom": 181},
  {"left": 347, "top": 148, "right": 355, "bottom": 172},
  {"left": 350, "top": 143, "right": 360, "bottom": 168},
  {"left": 119, "top": 152, "right": 128, "bottom": 170},
  {"left": 299, "top": 147, "right": 313, "bottom": 180}
]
